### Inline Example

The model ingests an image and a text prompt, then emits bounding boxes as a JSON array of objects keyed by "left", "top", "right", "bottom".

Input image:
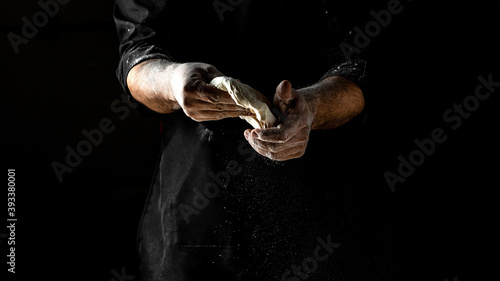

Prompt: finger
[
  {"left": 251, "top": 127, "right": 291, "bottom": 144},
  {"left": 270, "top": 147, "right": 306, "bottom": 161},
  {"left": 184, "top": 103, "right": 253, "bottom": 121},
  {"left": 195, "top": 82, "right": 239, "bottom": 105},
  {"left": 247, "top": 136, "right": 306, "bottom": 161},
  {"left": 273, "top": 80, "right": 294, "bottom": 107},
  {"left": 195, "top": 110, "right": 256, "bottom": 120},
  {"left": 248, "top": 132, "right": 308, "bottom": 153},
  {"left": 250, "top": 118, "right": 301, "bottom": 143},
  {"left": 193, "top": 100, "right": 252, "bottom": 113},
  {"left": 184, "top": 79, "right": 236, "bottom": 105},
  {"left": 202, "top": 110, "right": 256, "bottom": 117}
]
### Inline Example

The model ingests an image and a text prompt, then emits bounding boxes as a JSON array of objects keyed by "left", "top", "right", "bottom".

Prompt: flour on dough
[{"left": 210, "top": 76, "right": 277, "bottom": 129}]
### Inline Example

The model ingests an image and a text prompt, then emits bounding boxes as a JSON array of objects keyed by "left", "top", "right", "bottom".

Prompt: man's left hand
[{"left": 244, "top": 80, "right": 315, "bottom": 161}]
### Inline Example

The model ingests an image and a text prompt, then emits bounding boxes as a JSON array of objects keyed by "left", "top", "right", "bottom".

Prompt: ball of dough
[{"left": 210, "top": 76, "right": 277, "bottom": 129}]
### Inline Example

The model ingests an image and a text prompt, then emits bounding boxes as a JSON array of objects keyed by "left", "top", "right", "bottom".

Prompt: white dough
[{"left": 210, "top": 76, "right": 277, "bottom": 129}]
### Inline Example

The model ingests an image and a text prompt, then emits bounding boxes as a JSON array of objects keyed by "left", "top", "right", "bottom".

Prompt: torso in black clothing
[{"left": 115, "top": 1, "right": 384, "bottom": 280}]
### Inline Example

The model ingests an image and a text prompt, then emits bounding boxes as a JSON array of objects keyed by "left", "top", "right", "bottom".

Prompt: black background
[{"left": 1, "top": 0, "right": 498, "bottom": 280}]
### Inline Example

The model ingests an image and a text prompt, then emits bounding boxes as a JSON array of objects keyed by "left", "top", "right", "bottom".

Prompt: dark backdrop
[{"left": 1, "top": 0, "right": 498, "bottom": 280}]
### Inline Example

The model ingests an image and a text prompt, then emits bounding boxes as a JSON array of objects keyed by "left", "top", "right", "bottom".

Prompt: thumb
[{"left": 273, "top": 80, "right": 294, "bottom": 107}]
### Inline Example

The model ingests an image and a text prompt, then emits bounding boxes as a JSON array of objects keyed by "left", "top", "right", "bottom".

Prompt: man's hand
[
  {"left": 127, "top": 60, "right": 254, "bottom": 121},
  {"left": 244, "top": 80, "right": 314, "bottom": 161},
  {"left": 244, "top": 76, "right": 364, "bottom": 161}
]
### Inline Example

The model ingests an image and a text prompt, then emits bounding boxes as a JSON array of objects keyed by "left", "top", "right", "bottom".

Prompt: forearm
[
  {"left": 299, "top": 76, "right": 365, "bottom": 130},
  {"left": 126, "top": 59, "right": 180, "bottom": 114}
]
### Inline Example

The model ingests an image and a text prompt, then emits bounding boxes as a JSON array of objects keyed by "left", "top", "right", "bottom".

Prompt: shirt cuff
[{"left": 116, "top": 43, "right": 173, "bottom": 104}]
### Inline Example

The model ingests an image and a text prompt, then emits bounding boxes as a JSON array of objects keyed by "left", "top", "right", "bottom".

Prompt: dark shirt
[{"left": 114, "top": 1, "right": 381, "bottom": 280}]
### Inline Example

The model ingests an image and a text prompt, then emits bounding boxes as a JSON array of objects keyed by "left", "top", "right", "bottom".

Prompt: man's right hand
[{"left": 127, "top": 60, "right": 254, "bottom": 121}]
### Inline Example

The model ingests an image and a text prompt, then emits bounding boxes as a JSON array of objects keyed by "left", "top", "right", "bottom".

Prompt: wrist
[
  {"left": 157, "top": 61, "right": 180, "bottom": 105},
  {"left": 297, "top": 87, "right": 319, "bottom": 128}
]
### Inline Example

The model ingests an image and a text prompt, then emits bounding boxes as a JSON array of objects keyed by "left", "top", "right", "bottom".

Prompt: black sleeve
[
  {"left": 321, "top": 49, "right": 368, "bottom": 128},
  {"left": 317, "top": 0, "right": 369, "bottom": 90},
  {"left": 320, "top": 50, "right": 367, "bottom": 90},
  {"left": 318, "top": 0, "right": 370, "bottom": 128},
  {"left": 113, "top": 0, "right": 173, "bottom": 103}
]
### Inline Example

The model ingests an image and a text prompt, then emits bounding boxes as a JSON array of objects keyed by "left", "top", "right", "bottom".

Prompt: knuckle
[
  {"left": 303, "top": 124, "right": 311, "bottom": 132},
  {"left": 297, "top": 144, "right": 307, "bottom": 155},
  {"left": 267, "top": 151, "right": 277, "bottom": 161},
  {"left": 184, "top": 79, "right": 202, "bottom": 93},
  {"left": 213, "top": 100, "right": 223, "bottom": 109},
  {"left": 301, "top": 140, "right": 309, "bottom": 148},
  {"left": 183, "top": 106, "right": 199, "bottom": 118},
  {"left": 298, "top": 134, "right": 308, "bottom": 142},
  {"left": 268, "top": 143, "right": 280, "bottom": 153},
  {"left": 295, "top": 138, "right": 308, "bottom": 148},
  {"left": 297, "top": 150, "right": 305, "bottom": 158},
  {"left": 211, "top": 94, "right": 221, "bottom": 103},
  {"left": 186, "top": 113, "right": 199, "bottom": 121},
  {"left": 183, "top": 108, "right": 194, "bottom": 117},
  {"left": 216, "top": 112, "right": 226, "bottom": 120},
  {"left": 298, "top": 127, "right": 310, "bottom": 140},
  {"left": 278, "top": 132, "right": 288, "bottom": 143},
  {"left": 181, "top": 97, "right": 194, "bottom": 109}
]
